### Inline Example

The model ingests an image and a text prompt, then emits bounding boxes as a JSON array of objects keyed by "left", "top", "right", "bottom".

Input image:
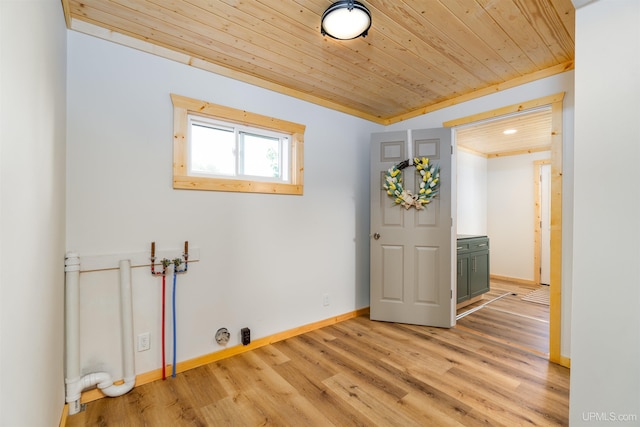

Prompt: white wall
[
  {"left": 570, "top": 0, "right": 640, "bottom": 424},
  {"left": 387, "top": 71, "right": 574, "bottom": 359},
  {"left": 67, "top": 32, "right": 382, "bottom": 377},
  {"left": 0, "top": 1, "right": 67, "bottom": 425},
  {"left": 456, "top": 150, "right": 487, "bottom": 236},
  {"left": 458, "top": 150, "right": 551, "bottom": 282},
  {"left": 487, "top": 152, "right": 550, "bottom": 281}
]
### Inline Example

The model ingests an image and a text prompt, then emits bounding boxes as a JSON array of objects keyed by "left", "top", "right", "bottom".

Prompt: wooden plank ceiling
[
  {"left": 456, "top": 107, "right": 552, "bottom": 156},
  {"left": 61, "top": 0, "right": 575, "bottom": 125}
]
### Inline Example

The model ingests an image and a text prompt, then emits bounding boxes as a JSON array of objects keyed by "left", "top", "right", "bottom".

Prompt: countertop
[{"left": 457, "top": 234, "right": 488, "bottom": 240}]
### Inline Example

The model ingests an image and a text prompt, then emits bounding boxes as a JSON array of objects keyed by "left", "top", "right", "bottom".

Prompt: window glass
[
  {"left": 189, "top": 122, "right": 235, "bottom": 176},
  {"left": 240, "top": 132, "right": 283, "bottom": 179}
]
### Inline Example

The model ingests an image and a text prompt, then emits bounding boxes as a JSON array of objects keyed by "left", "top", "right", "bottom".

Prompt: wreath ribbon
[{"left": 383, "top": 157, "right": 440, "bottom": 210}]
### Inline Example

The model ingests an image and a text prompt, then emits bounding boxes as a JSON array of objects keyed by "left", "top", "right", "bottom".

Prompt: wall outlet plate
[
  {"left": 137, "top": 332, "right": 150, "bottom": 352},
  {"left": 241, "top": 327, "right": 250, "bottom": 345}
]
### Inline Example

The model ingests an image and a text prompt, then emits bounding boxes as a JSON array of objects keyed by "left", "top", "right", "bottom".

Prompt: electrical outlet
[
  {"left": 241, "top": 327, "right": 251, "bottom": 346},
  {"left": 323, "top": 293, "right": 330, "bottom": 306},
  {"left": 137, "top": 332, "right": 150, "bottom": 352}
]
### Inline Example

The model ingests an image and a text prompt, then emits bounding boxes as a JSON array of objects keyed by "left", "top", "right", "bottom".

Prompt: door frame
[
  {"left": 443, "top": 93, "right": 567, "bottom": 367},
  {"left": 534, "top": 159, "right": 551, "bottom": 286}
]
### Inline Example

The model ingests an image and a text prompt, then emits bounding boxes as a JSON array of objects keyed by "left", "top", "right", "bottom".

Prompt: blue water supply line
[
  {"left": 172, "top": 269, "right": 177, "bottom": 378},
  {"left": 171, "top": 242, "right": 189, "bottom": 378}
]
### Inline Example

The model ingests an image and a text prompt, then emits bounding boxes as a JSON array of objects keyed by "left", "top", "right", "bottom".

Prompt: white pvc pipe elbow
[
  {"left": 65, "top": 255, "right": 136, "bottom": 415},
  {"left": 98, "top": 376, "right": 136, "bottom": 397}
]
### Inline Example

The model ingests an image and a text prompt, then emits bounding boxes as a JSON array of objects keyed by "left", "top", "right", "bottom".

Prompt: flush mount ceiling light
[
  {"left": 503, "top": 129, "right": 518, "bottom": 135},
  {"left": 321, "top": 0, "right": 372, "bottom": 40}
]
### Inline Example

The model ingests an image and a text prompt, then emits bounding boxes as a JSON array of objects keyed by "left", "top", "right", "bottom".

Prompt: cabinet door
[
  {"left": 469, "top": 251, "right": 489, "bottom": 298},
  {"left": 456, "top": 255, "right": 469, "bottom": 303}
]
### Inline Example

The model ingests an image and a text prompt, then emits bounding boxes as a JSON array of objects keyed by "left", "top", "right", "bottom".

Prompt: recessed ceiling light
[{"left": 503, "top": 129, "right": 517, "bottom": 135}]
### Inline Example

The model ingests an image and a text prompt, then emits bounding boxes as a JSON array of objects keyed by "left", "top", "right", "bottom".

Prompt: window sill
[{"left": 173, "top": 175, "right": 303, "bottom": 195}]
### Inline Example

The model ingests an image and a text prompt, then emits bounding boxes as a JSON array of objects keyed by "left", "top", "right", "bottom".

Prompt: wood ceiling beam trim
[
  {"left": 62, "top": 0, "right": 574, "bottom": 125},
  {"left": 457, "top": 145, "right": 488, "bottom": 158},
  {"left": 443, "top": 91, "right": 566, "bottom": 128},
  {"left": 68, "top": 15, "right": 571, "bottom": 126},
  {"left": 386, "top": 65, "right": 570, "bottom": 125},
  {"left": 487, "top": 145, "right": 552, "bottom": 158},
  {"left": 92, "top": 0, "right": 450, "bottom": 114},
  {"left": 61, "top": 0, "right": 72, "bottom": 28},
  {"left": 72, "top": 0, "right": 398, "bottom": 112},
  {"left": 70, "top": 3, "right": 398, "bottom": 116},
  {"left": 69, "top": 19, "right": 387, "bottom": 124}
]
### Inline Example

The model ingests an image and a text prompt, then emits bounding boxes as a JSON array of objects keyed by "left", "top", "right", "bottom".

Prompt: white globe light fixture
[{"left": 321, "top": 0, "right": 372, "bottom": 40}]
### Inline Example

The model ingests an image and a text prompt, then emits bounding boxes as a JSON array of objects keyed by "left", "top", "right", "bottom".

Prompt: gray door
[{"left": 370, "top": 128, "right": 454, "bottom": 327}]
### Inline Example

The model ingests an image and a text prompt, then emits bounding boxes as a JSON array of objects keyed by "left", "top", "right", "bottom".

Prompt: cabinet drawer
[
  {"left": 469, "top": 239, "right": 489, "bottom": 251},
  {"left": 456, "top": 242, "right": 470, "bottom": 252},
  {"left": 457, "top": 237, "right": 489, "bottom": 253}
]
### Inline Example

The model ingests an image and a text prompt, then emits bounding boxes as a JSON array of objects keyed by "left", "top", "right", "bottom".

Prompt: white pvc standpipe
[
  {"left": 65, "top": 255, "right": 136, "bottom": 415},
  {"left": 105, "top": 260, "right": 136, "bottom": 395},
  {"left": 64, "top": 253, "right": 82, "bottom": 414}
]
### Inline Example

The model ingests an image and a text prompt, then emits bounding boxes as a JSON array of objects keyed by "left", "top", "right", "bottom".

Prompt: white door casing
[{"left": 370, "top": 128, "right": 455, "bottom": 327}]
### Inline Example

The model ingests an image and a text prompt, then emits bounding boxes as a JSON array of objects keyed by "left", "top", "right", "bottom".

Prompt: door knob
[{"left": 373, "top": 233, "right": 381, "bottom": 240}]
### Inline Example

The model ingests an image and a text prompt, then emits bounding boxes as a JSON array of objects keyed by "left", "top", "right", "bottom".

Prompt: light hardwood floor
[
  {"left": 66, "top": 282, "right": 567, "bottom": 426},
  {"left": 456, "top": 280, "right": 550, "bottom": 357}
]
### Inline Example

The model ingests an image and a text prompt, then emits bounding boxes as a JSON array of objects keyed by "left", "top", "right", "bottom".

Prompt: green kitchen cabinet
[{"left": 457, "top": 236, "right": 490, "bottom": 305}]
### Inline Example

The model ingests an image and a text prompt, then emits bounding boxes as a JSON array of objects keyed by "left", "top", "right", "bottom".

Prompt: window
[
  {"left": 171, "top": 94, "right": 305, "bottom": 195},
  {"left": 188, "top": 116, "right": 290, "bottom": 182}
]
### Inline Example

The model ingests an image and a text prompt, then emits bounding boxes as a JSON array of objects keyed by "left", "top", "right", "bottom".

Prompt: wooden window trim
[{"left": 171, "top": 93, "right": 305, "bottom": 195}]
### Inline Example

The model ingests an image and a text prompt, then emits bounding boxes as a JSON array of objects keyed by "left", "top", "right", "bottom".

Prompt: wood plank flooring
[
  {"left": 456, "top": 280, "right": 550, "bottom": 356},
  {"left": 66, "top": 287, "right": 568, "bottom": 427}
]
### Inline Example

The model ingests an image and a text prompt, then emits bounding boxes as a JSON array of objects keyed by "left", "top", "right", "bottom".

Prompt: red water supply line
[{"left": 150, "top": 242, "right": 170, "bottom": 380}]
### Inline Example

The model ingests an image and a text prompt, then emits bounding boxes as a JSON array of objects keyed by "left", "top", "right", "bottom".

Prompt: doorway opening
[{"left": 443, "top": 93, "right": 566, "bottom": 366}]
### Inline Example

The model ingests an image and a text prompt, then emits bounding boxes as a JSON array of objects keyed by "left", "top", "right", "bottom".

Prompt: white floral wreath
[{"left": 383, "top": 157, "right": 440, "bottom": 210}]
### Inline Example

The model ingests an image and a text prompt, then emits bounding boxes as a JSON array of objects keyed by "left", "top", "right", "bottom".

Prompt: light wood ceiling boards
[
  {"left": 61, "top": 0, "right": 575, "bottom": 124},
  {"left": 456, "top": 107, "right": 552, "bottom": 156}
]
